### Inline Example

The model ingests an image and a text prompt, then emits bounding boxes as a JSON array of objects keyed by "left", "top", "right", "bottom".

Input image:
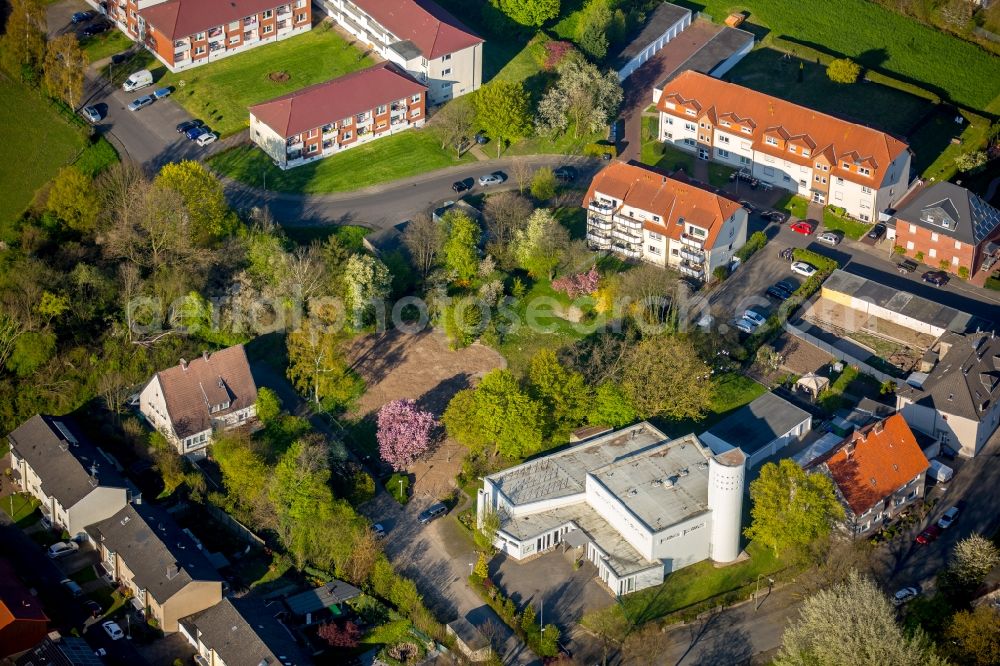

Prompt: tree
[
  {"left": 775, "top": 571, "right": 946, "bottom": 666},
  {"left": 255, "top": 386, "right": 282, "bottom": 425},
  {"left": 484, "top": 190, "right": 532, "bottom": 250},
  {"left": 756, "top": 344, "right": 784, "bottom": 373},
  {"left": 939, "top": 0, "right": 974, "bottom": 28},
  {"left": 513, "top": 209, "right": 570, "bottom": 280},
  {"left": 621, "top": 335, "right": 714, "bottom": 420},
  {"left": 269, "top": 437, "right": 336, "bottom": 567},
  {"left": 745, "top": 459, "right": 845, "bottom": 557},
  {"left": 402, "top": 214, "right": 442, "bottom": 279},
  {"left": 46, "top": 166, "right": 100, "bottom": 233},
  {"left": 441, "top": 210, "right": 481, "bottom": 283},
  {"left": 473, "top": 550, "right": 490, "bottom": 579},
  {"left": 318, "top": 620, "right": 360, "bottom": 648},
  {"left": 343, "top": 254, "right": 391, "bottom": 325},
  {"left": 432, "top": 99, "right": 475, "bottom": 156},
  {"left": 498, "top": 0, "right": 560, "bottom": 26},
  {"left": 536, "top": 54, "right": 623, "bottom": 138},
  {"left": 575, "top": 0, "right": 612, "bottom": 60},
  {"left": 589, "top": 382, "right": 637, "bottom": 428},
  {"left": 528, "top": 349, "right": 591, "bottom": 434},
  {"left": 5, "top": 331, "right": 55, "bottom": 377},
  {"left": 945, "top": 605, "right": 1000, "bottom": 666},
  {"left": 155, "top": 161, "right": 237, "bottom": 245},
  {"left": 511, "top": 157, "right": 532, "bottom": 194},
  {"left": 212, "top": 433, "right": 272, "bottom": 525},
  {"left": 1, "top": 0, "right": 46, "bottom": 81},
  {"left": 950, "top": 533, "right": 1000, "bottom": 587},
  {"left": 827, "top": 58, "right": 862, "bottom": 84},
  {"left": 583, "top": 605, "right": 630, "bottom": 665},
  {"left": 286, "top": 320, "right": 364, "bottom": 410},
  {"left": 442, "top": 369, "right": 545, "bottom": 458},
  {"left": 442, "top": 296, "right": 484, "bottom": 349},
  {"left": 376, "top": 399, "right": 437, "bottom": 471},
  {"left": 473, "top": 80, "right": 532, "bottom": 158},
  {"left": 43, "top": 33, "right": 87, "bottom": 108},
  {"left": 530, "top": 167, "right": 557, "bottom": 200},
  {"left": 955, "top": 150, "right": 988, "bottom": 173}
]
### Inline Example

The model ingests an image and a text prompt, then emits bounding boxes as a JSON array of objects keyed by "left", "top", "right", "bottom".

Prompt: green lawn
[
  {"left": 71, "top": 565, "right": 98, "bottom": 584},
  {"left": 158, "top": 22, "right": 374, "bottom": 136},
  {"left": 80, "top": 29, "right": 133, "bottom": 63},
  {"left": 639, "top": 117, "right": 695, "bottom": 175},
  {"left": 708, "top": 162, "right": 736, "bottom": 188},
  {"left": 658, "top": 373, "right": 768, "bottom": 437},
  {"left": 775, "top": 193, "right": 809, "bottom": 220},
  {"left": 822, "top": 207, "right": 871, "bottom": 240},
  {"left": 909, "top": 107, "right": 992, "bottom": 182},
  {"left": 496, "top": 277, "right": 591, "bottom": 374},
  {"left": 620, "top": 541, "right": 789, "bottom": 624},
  {"left": 1, "top": 493, "right": 41, "bottom": 527},
  {"left": 687, "top": 0, "right": 1000, "bottom": 113},
  {"left": 0, "top": 78, "right": 89, "bottom": 229},
  {"left": 209, "top": 129, "right": 474, "bottom": 194},
  {"left": 387, "top": 473, "right": 410, "bottom": 505}
]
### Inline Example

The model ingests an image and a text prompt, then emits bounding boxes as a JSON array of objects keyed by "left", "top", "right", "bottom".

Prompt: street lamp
[
  {"left": 398, "top": 478, "right": 404, "bottom": 502},
  {"left": 755, "top": 575, "right": 775, "bottom": 611}
]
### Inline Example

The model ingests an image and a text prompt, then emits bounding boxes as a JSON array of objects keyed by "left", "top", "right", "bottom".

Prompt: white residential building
[
  {"left": 477, "top": 423, "right": 745, "bottom": 596},
  {"left": 583, "top": 161, "right": 749, "bottom": 282},
  {"left": 656, "top": 71, "right": 912, "bottom": 221},
  {"left": 317, "top": 0, "right": 483, "bottom": 105}
]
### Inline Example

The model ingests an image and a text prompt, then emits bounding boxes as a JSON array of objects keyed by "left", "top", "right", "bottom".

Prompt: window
[
  {"left": 229, "top": 21, "right": 239, "bottom": 30},
  {"left": 688, "top": 226, "right": 706, "bottom": 238},
  {"left": 765, "top": 136, "right": 778, "bottom": 146},
  {"left": 764, "top": 155, "right": 775, "bottom": 163},
  {"left": 860, "top": 201, "right": 871, "bottom": 209},
  {"left": 909, "top": 223, "right": 916, "bottom": 233},
  {"left": 834, "top": 191, "right": 844, "bottom": 201},
  {"left": 929, "top": 248, "right": 937, "bottom": 258},
  {"left": 296, "top": 0, "right": 306, "bottom": 6},
  {"left": 955, "top": 240, "right": 962, "bottom": 250},
  {"left": 411, "top": 93, "right": 421, "bottom": 103},
  {"left": 342, "top": 130, "right": 352, "bottom": 140},
  {"left": 441, "top": 67, "right": 453, "bottom": 76},
  {"left": 717, "top": 134, "right": 730, "bottom": 144},
  {"left": 799, "top": 179, "right": 807, "bottom": 187},
  {"left": 262, "top": 9, "right": 273, "bottom": 18},
  {"left": 802, "top": 150, "right": 810, "bottom": 157},
  {"left": 861, "top": 186, "right": 872, "bottom": 194},
  {"left": 308, "top": 143, "right": 318, "bottom": 152},
  {"left": 717, "top": 148, "right": 730, "bottom": 158},
  {"left": 663, "top": 116, "right": 673, "bottom": 125},
  {"left": 931, "top": 232, "right": 939, "bottom": 242},
  {"left": 952, "top": 256, "right": 960, "bottom": 265},
  {"left": 685, "top": 108, "right": 695, "bottom": 116},
  {"left": 652, "top": 216, "right": 661, "bottom": 223},
  {"left": 295, "top": 12, "right": 307, "bottom": 21},
  {"left": 859, "top": 213, "right": 870, "bottom": 221},
  {"left": 763, "top": 166, "right": 775, "bottom": 176},
  {"left": 789, "top": 145, "right": 797, "bottom": 154},
  {"left": 836, "top": 177, "right": 844, "bottom": 185},
  {"left": 648, "top": 245, "right": 661, "bottom": 255},
  {"left": 683, "top": 138, "right": 696, "bottom": 147},
  {"left": 741, "top": 126, "right": 751, "bottom": 134},
  {"left": 741, "top": 141, "right": 751, "bottom": 151},
  {"left": 720, "top": 120, "right": 730, "bottom": 127},
  {"left": 842, "top": 161, "right": 851, "bottom": 169},
  {"left": 262, "top": 24, "right": 273, "bottom": 34},
  {"left": 665, "top": 101, "right": 675, "bottom": 110},
  {"left": 684, "top": 122, "right": 696, "bottom": 132},
  {"left": 739, "top": 155, "right": 751, "bottom": 165},
  {"left": 442, "top": 53, "right": 451, "bottom": 61},
  {"left": 648, "top": 230, "right": 662, "bottom": 240},
  {"left": 342, "top": 117, "right": 352, "bottom": 126},
  {"left": 193, "top": 45, "right": 206, "bottom": 55},
  {"left": 194, "top": 32, "right": 206, "bottom": 40},
  {"left": 410, "top": 108, "right": 421, "bottom": 117},
  {"left": 356, "top": 111, "right": 369, "bottom": 122},
  {"left": 376, "top": 104, "right": 387, "bottom": 114},
  {"left": 906, "top": 241, "right": 914, "bottom": 250},
  {"left": 859, "top": 167, "right": 870, "bottom": 176},
  {"left": 229, "top": 35, "right": 239, "bottom": 44},
  {"left": 700, "top": 121, "right": 708, "bottom": 128}
]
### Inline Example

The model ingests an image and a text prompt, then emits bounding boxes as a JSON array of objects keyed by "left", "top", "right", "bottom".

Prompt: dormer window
[
  {"left": 788, "top": 145, "right": 797, "bottom": 153},
  {"left": 741, "top": 126, "right": 751, "bottom": 134},
  {"left": 685, "top": 108, "right": 696, "bottom": 116},
  {"left": 765, "top": 136, "right": 778, "bottom": 146},
  {"left": 802, "top": 150, "right": 810, "bottom": 157},
  {"left": 720, "top": 120, "right": 730, "bottom": 127},
  {"left": 842, "top": 161, "right": 851, "bottom": 169},
  {"left": 665, "top": 102, "right": 675, "bottom": 110},
  {"left": 210, "top": 401, "right": 231, "bottom": 414},
  {"left": 858, "top": 166, "right": 871, "bottom": 176}
]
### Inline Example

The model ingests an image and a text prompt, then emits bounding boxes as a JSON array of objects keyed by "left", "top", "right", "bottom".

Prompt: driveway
[{"left": 362, "top": 491, "right": 540, "bottom": 665}]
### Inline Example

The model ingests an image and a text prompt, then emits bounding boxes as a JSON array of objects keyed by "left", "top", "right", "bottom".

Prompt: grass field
[
  {"left": 909, "top": 108, "right": 993, "bottom": 182},
  {"left": 640, "top": 117, "right": 696, "bottom": 175},
  {"left": 209, "top": 128, "right": 474, "bottom": 194},
  {"left": 0, "top": 77, "right": 89, "bottom": 226},
  {"left": 0, "top": 493, "right": 41, "bottom": 527},
  {"left": 775, "top": 193, "right": 809, "bottom": 220},
  {"left": 681, "top": 0, "right": 1000, "bottom": 113},
  {"left": 80, "top": 29, "right": 133, "bottom": 63},
  {"left": 822, "top": 207, "right": 870, "bottom": 240},
  {"left": 158, "top": 22, "right": 374, "bottom": 136}
]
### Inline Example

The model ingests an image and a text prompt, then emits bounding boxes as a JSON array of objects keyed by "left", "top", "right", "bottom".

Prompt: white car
[
  {"left": 937, "top": 506, "right": 960, "bottom": 529},
  {"left": 478, "top": 172, "right": 505, "bottom": 186},
  {"left": 742, "top": 309, "right": 766, "bottom": 327},
  {"left": 81, "top": 106, "right": 102, "bottom": 123},
  {"left": 892, "top": 587, "right": 920, "bottom": 606},
  {"left": 47, "top": 541, "right": 79, "bottom": 559},
  {"left": 102, "top": 620, "right": 124, "bottom": 640},
  {"left": 195, "top": 132, "right": 218, "bottom": 147},
  {"left": 817, "top": 231, "right": 842, "bottom": 246},
  {"left": 790, "top": 261, "right": 817, "bottom": 278},
  {"left": 734, "top": 318, "right": 756, "bottom": 334}
]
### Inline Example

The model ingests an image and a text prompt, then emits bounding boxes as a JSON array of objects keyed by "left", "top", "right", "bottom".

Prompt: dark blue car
[
  {"left": 71, "top": 10, "right": 95, "bottom": 23},
  {"left": 185, "top": 126, "right": 209, "bottom": 141}
]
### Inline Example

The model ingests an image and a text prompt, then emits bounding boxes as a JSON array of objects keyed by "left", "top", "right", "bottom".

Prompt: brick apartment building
[
  {"left": 892, "top": 182, "right": 1000, "bottom": 279},
  {"left": 583, "top": 161, "right": 748, "bottom": 282},
  {"left": 316, "top": 0, "right": 482, "bottom": 105},
  {"left": 98, "top": 0, "right": 312, "bottom": 71},
  {"left": 250, "top": 61, "right": 426, "bottom": 169},
  {"left": 656, "top": 71, "right": 912, "bottom": 222}
]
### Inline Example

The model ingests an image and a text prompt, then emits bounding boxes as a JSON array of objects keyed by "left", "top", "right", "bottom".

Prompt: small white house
[
  {"left": 700, "top": 392, "right": 812, "bottom": 468},
  {"left": 140, "top": 345, "right": 258, "bottom": 458}
]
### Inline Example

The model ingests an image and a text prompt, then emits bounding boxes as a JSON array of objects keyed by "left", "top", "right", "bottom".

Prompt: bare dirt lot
[{"left": 346, "top": 329, "right": 505, "bottom": 498}]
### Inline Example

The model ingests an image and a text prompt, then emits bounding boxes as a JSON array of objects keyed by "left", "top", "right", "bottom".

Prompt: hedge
[{"left": 736, "top": 231, "right": 768, "bottom": 262}]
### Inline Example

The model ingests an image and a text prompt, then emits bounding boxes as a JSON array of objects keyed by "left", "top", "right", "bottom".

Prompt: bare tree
[
  {"left": 483, "top": 190, "right": 533, "bottom": 247},
  {"left": 98, "top": 371, "right": 132, "bottom": 421},
  {"left": 511, "top": 157, "right": 532, "bottom": 194},
  {"left": 402, "top": 213, "right": 442, "bottom": 279},
  {"left": 432, "top": 100, "right": 475, "bottom": 157},
  {"left": 619, "top": 263, "right": 680, "bottom": 326},
  {"left": 342, "top": 527, "right": 381, "bottom": 585},
  {"left": 43, "top": 33, "right": 88, "bottom": 108},
  {"left": 477, "top": 619, "right": 504, "bottom": 661},
  {"left": 283, "top": 244, "right": 329, "bottom": 303}
]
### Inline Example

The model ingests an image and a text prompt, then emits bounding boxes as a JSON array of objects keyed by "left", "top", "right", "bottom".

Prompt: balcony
[
  {"left": 612, "top": 229, "right": 641, "bottom": 245},
  {"left": 680, "top": 233, "right": 705, "bottom": 249},
  {"left": 589, "top": 200, "right": 615, "bottom": 215},
  {"left": 587, "top": 233, "right": 612, "bottom": 249},
  {"left": 588, "top": 218, "right": 613, "bottom": 232},
  {"left": 616, "top": 215, "right": 642, "bottom": 231},
  {"left": 612, "top": 244, "right": 641, "bottom": 259},
  {"left": 678, "top": 260, "right": 704, "bottom": 278},
  {"left": 680, "top": 247, "right": 704, "bottom": 263}
]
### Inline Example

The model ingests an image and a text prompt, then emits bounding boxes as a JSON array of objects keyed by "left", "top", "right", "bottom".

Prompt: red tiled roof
[
  {"left": 250, "top": 62, "right": 426, "bottom": 137},
  {"left": 825, "top": 414, "right": 929, "bottom": 516},
  {"left": 657, "top": 71, "right": 909, "bottom": 185},
  {"left": 140, "top": 0, "right": 284, "bottom": 40},
  {"left": 352, "top": 0, "right": 482, "bottom": 59},
  {"left": 582, "top": 161, "right": 743, "bottom": 247}
]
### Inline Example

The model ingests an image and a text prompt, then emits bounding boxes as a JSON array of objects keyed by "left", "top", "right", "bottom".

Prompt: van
[
  {"left": 929, "top": 459, "right": 954, "bottom": 483},
  {"left": 60, "top": 578, "right": 84, "bottom": 598},
  {"left": 122, "top": 69, "right": 153, "bottom": 92}
]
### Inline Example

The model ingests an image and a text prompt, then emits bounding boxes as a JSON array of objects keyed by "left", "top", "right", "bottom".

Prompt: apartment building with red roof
[
  {"left": 656, "top": 71, "right": 912, "bottom": 222},
  {"left": 583, "top": 161, "right": 748, "bottom": 282},
  {"left": 316, "top": 0, "right": 483, "bottom": 105},
  {"left": 249, "top": 62, "right": 427, "bottom": 169},
  {"left": 808, "top": 414, "right": 929, "bottom": 536},
  {"left": 98, "top": 0, "right": 311, "bottom": 71}
]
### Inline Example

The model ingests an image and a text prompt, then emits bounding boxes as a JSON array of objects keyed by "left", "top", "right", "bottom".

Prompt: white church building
[{"left": 477, "top": 423, "right": 745, "bottom": 596}]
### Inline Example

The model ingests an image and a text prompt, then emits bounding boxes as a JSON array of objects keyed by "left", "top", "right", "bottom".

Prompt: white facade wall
[
  {"left": 650, "top": 512, "right": 712, "bottom": 569},
  {"left": 585, "top": 475, "right": 654, "bottom": 560},
  {"left": 65, "top": 486, "right": 129, "bottom": 538},
  {"left": 840, "top": 295, "right": 948, "bottom": 337},
  {"left": 707, "top": 458, "right": 744, "bottom": 562},
  {"left": 158, "top": 22, "right": 309, "bottom": 73},
  {"left": 897, "top": 396, "right": 998, "bottom": 458}
]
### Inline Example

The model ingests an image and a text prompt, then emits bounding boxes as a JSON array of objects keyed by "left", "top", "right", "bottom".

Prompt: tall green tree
[
  {"left": 286, "top": 320, "right": 364, "bottom": 410},
  {"left": 212, "top": 433, "right": 272, "bottom": 524},
  {"left": 536, "top": 53, "right": 623, "bottom": 138},
  {"left": 588, "top": 382, "right": 636, "bottom": 429},
  {"left": 497, "top": 0, "right": 560, "bottom": 26},
  {"left": 343, "top": 254, "right": 391, "bottom": 325},
  {"left": 47, "top": 166, "right": 100, "bottom": 233},
  {"left": 575, "top": 0, "right": 612, "bottom": 60},
  {"left": 512, "top": 208, "right": 570, "bottom": 280},
  {"left": 0, "top": 0, "right": 46, "bottom": 80},
  {"left": 620, "top": 334, "right": 714, "bottom": 420},
  {"left": 745, "top": 459, "right": 845, "bottom": 557},
  {"left": 945, "top": 605, "right": 1000, "bottom": 666},
  {"left": 443, "top": 369, "right": 544, "bottom": 458},
  {"left": 441, "top": 210, "right": 481, "bottom": 283},
  {"left": 269, "top": 437, "right": 336, "bottom": 567},
  {"left": 43, "top": 33, "right": 87, "bottom": 108},
  {"left": 527, "top": 349, "right": 591, "bottom": 434},
  {"left": 155, "top": 161, "right": 237, "bottom": 245},
  {"left": 473, "top": 80, "right": 532, "bottom": 158}
]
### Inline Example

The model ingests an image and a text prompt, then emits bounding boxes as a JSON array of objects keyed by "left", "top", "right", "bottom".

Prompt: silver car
[
  {"left": 478, "top": 172, "right": 505, "bottom": 186},
  {"left": 127, "top": 95, "right": 154, "bottom": 112},
  {"left": 81, "top": 106, "right": 102, "bottom": 123},
  {"left": 817, "top": 231, "right": 842, "bottom": 246}
]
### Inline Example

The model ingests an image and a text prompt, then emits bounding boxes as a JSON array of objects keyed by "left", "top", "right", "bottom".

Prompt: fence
[
  {"left": 784, "top": 320, "right": 895, "bottom": 383},
  {"left": 205, "top": 503, "right": 266, "bottom": 546}
]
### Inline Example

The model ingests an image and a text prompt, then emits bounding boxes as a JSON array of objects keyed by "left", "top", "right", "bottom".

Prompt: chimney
[
  {"left": 202, "top": 350, "right": 210, "bottom": 362},
  {"left": 180, "top": 358, "right": 188, "bottom": 371},
  {"left": 874, "top": 421, "right": 884, "bottom": 435}
]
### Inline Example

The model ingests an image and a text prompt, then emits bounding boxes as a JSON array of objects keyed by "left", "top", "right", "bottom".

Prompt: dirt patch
[
  {"left": 772, "top": 332, "right": 834, "bottom": 376},
  {"left": 346, "top": 329, "right": 505, "bottom": 498},
  {"left": 268, "top": 71, "right": 290, "bottom": 82}
]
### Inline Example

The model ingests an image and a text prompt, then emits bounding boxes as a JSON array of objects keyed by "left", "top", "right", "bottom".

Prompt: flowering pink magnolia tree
[
  {"left": 376, "top": 399, "right": 438, "bottom": 471},
  {"left": 552, "top": 267, "right": 600, "bottom": 299}
]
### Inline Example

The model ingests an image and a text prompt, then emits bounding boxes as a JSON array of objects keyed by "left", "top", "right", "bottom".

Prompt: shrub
[
  {"left": 544, "top": 41, "right": 574, "bottom": 70},
  {"left": 954, "top": 151, "right": 987, "bottom": 173},
  {"left": 827, "top": 58, "right": 862, "bottom": 84},
  {"left": 735, "top": 231, "right": 767, "bottom": 262},
  {"left": 958, "top": 266, "right": 969, "bottom": 279},
  {"left": 552, "top": 267, "right": 600, "bottom": 298},
  {"left": 584, "top": 142, "right": 617, "bottom": 158},
  {"left": 915, "top": 251, "right": 925, "bottom": 261},
  {"left": 893, "top": 244, "right": 906, "bottom": 255},
  {"left": 530, "top": 167, "right": 557, "bottom": 201},
  {"left": 713, "top": 265, "right": 729, "bottom": 282}
]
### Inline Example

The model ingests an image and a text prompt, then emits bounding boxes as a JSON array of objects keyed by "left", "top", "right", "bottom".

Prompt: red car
[
  {"left": 916, "top": 524, "right": 941, "bottom": 545},
  {"left": 790, "top": 221, "right": 815, "bottom": 235}
]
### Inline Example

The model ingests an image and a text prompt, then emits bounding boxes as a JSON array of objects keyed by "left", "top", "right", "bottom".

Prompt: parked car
[
  {"left": 916, "top": 525, "right": 942, "bottom": 545},
  {"left": 81, "top": 20, "right": 112, "bottom": 37},
  {"left": 372, "top": 523, "right": 385, "bottom": 538},
  {"left": 84, "top": 600, "right": 102, "bottom": 618},
  {"left": 102, "top": 621, "right": 124, "bottom": 641},
  {"left": 790, "top": 220, "right": 815, "bottom": 235},
  {"left": 554, "top": 166, "right": 577, "bottom": 182},
  {"left": 71, "top": 10, "right": 95, "bottom": 24},
  {"left": 152, "top": 87, "right": 173, "bottom": 99},
  {"left": 937, "top": 507, "right": 960, "bottom": 529},
  {"left": 452, "top": 178, "right": 473, "bottom": 193},
  {"left": 791, "top": 261, "right": 817, "bottom": 278},
  {"left": 176, "top": 119, "right": 204, "bottom": 134},
  {"left": 81, "top": 106, "right": 102, "bottom": 123},
  {"left": 897, "top": 259, "right": 918, "bottom": 274},
  {"left": 766, "top": 284, "right": 793, "bottom": 300},
  {"left": 195, "top": 132, "right": 218, "bottom": 147},
  {"left": 922, "top": 270, "right": 949, "bottom": 287},
  {"left": 478, "top": 172, "right": 505, "bottom": 186},
  {"left": 734, "top": 318, "right": 756, "bottom": 334},
  {"left": 743, "top": 309, "right": 767, "bottom": 328},
  {"left": 760, "top": 210, "right": 786, "bottom": 223},
  {"left": 121, "top": 69, "right": 153, "bottom": 92},
  {"left": 892, "top": 587, "right": 920, "bottom": 606},
  {"left": 110, "top": 51, "right": 132, "bottom": 65},
  {"left": 126, "top": 95, "right": 154, "bottom": 112},
  {"left": 185, "top": 125, "right": 209, "bottom": 140},
  {"left": 418, "top": 502, "right": 448, "bottom": 525},
  {"left": 867, "top": 222, "right": 887, "bottom": 241},
  {"left": 818, "top": 231, "right": 842, "bottom": 246},
  {"left": 738, "top": 199, "right": 755, "bottom": 212},
  {"left": 47, "top": 542, "right": 79, "bottom": 559},
  {"left": 474, "top": 132, "right": 488, "bottom": 145},
  {"left": 60, "top": 579, "right": 83, "bottom": 598}
]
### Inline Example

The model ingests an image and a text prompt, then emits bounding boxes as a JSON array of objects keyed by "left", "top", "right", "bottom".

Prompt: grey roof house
[
  {"left": 180, "top": 597, "right": 311, "bottom": 666},
  {"left": 8, "top": 415, "right": 130, "bottom": 538},
  {"left": 699, "top": 392, "right": 812, "bottom": 468},
  {"left": 285, "top": 579, "right": 361, "bottom": 623},
  {"left": 897, "top": 329, "right": 1000, "bottom": 457}
]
